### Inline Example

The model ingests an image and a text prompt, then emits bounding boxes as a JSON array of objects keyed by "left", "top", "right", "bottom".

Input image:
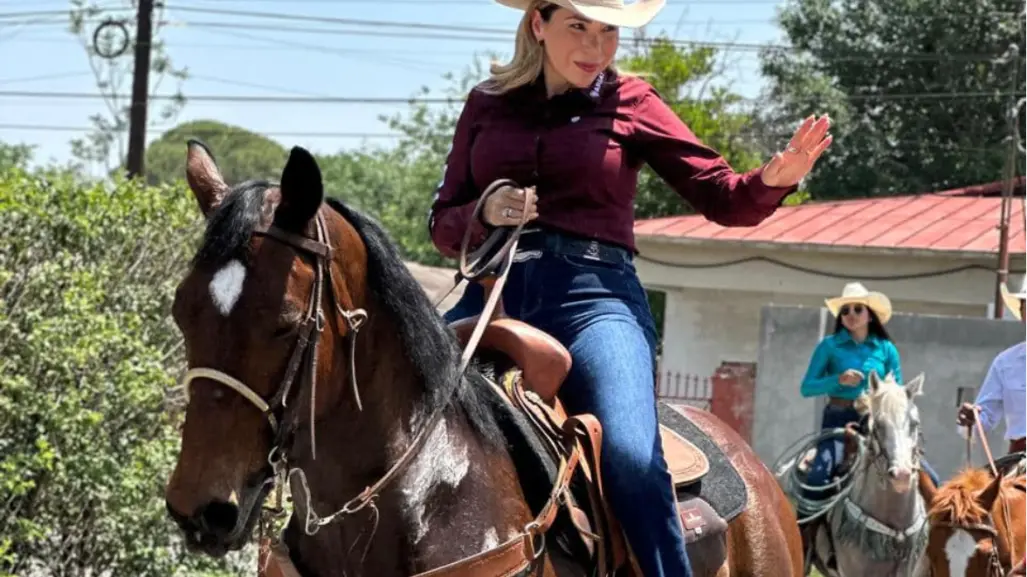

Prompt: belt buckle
[{"left": 583, "top": 240, "right": 601, "bottom": 261}]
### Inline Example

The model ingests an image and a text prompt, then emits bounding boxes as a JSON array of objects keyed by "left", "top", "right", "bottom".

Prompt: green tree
[
  {"left": 0, "top": 168, "right": 246, "bottom": 576},
  {"left": 317, "top": 147, "right": 450, "bottom": 266},
  {"left": 620, "top": 38, "right": 766, "bottom": 218},
  {"left": 318, "top": 59, "right": 492, "bottom": 268},
  {"left": 759, "top": 0, "right": 1025, "bottom": 199},
  {"left": 0, "top": 143, "right": 33, "bottom": 173},
  {"left": 144, "top": 120, "right": 289, "bottom": 187}
]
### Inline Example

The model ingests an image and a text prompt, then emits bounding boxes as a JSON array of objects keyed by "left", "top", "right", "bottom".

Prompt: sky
[{"left": 0, "top": 0, "right": 790, "bottom": 172}]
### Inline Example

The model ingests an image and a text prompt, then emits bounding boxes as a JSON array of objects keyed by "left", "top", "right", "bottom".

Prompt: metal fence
[{"left": 655, "top": 371, "right": 712, "bottom": 410}]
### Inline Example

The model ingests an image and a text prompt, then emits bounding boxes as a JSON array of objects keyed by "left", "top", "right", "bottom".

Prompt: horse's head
[
  {"left": 164, "top": 141, "right": 365, "bottom": 557},
  {"left": 863, "top": 371, "right": 925, "bottom": 493},
  {"left": 925, "top": 468, "right": 1022, "bottom": 577}
]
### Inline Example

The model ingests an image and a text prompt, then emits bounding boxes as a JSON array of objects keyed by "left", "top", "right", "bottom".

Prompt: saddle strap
[
  {"left": 505, "top": 375, "right": 628, "bottom": 576},
  {"left": 504, "top": 372, "right": 565, "bottom": 465},
  {"left": 565, "top": 414, "right": 630, "bottom": 575},
  {"left": 411, "top": 417, "right": 585, "bottom": 577}
]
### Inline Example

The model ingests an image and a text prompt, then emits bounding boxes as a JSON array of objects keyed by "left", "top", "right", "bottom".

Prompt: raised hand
[{"left": 761, "top": 115, "right": 833, "bottom": 188}]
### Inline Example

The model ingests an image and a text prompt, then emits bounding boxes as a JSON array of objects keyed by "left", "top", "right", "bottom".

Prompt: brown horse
[
  {"left": 163, "top": 141, "right": 804, "bottom": 576},
  {"left": 922, "top": 467, "right": 1026, "bottom": 577}
]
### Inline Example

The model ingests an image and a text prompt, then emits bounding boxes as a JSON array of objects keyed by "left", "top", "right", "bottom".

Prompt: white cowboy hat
[
  {"left": 825, "top": 282, "right": 893, "bottom": 325},
  {"left": 495, "top": 0, "right": 666, "bottom": 28},
  {"left": 1000, "top": 276, "right": 1027, "bottom": 321}
]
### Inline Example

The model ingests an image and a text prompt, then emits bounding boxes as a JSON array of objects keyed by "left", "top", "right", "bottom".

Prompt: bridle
[
  {"left": 933, "top": 517, "right": 1007, "bottom": 577},
  {"left": 179, "top": 180, "right": 535, "bottom": 536},
  {"left": 833, "top": 408, "right": 930, "bottom": 561},
  {"left": 861, "top": 414, "right": 924, "bottom": 479},
  {"left": 182, "top": 210, "right": 367, "bottom": 465},
  {"left": 932, "top": 406, "right": 1027, "bottom": 576}
]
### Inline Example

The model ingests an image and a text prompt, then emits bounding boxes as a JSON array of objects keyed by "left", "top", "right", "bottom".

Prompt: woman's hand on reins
[
  {"left": 956, "top": 402, "right": 978, "bottom": 426},
  {"left": 838, "top": 369, "right": 863, "bottom": 387},
  {"left": 482, "top": 184, "right": 538, "bottom": 227},
  {"left": 761, "top": 115, "right": 833, "bottom": 188}
]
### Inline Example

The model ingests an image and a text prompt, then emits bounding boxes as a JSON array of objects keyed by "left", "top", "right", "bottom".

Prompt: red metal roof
[{"left": 634, "top": 180, "right": 1026, "bottom": 255}]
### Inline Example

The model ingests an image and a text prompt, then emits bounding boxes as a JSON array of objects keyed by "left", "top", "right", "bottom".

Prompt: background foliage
[{"left": 0, "top": 168, "right": 245, "bottom": 576}]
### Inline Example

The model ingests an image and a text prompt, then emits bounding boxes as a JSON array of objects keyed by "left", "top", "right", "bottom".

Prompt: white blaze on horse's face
[
  {"left": 868, "top": 372, "right": 924, "bottom": 492},
  {"left": 209, "top": 260, "right": 246, "bottom": 316},
  {"left": 945, "top": 529, "right": 976, "bottom": 576}
]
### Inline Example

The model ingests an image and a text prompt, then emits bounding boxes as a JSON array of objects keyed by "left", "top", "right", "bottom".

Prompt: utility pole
[
  {"left": 125, "top": 0, "right": 154, "bottom": 179},
  {"left": 992, "top": 42, "right": 1023, "bottom": 318}
]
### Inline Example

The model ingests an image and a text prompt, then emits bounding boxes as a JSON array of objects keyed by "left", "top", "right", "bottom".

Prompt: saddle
[{"left": 449, "top": 313, "right": 714, "bottom": 575}]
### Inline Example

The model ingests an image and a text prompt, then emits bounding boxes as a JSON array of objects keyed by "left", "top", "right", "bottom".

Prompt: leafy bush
[{"left": 0, "top": 168, "right": 246, "bottom": 576}]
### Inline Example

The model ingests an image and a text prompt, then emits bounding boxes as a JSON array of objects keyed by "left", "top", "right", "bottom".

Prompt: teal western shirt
[{"left": 800, "top": 329, "right": 903, "bottom": 399}]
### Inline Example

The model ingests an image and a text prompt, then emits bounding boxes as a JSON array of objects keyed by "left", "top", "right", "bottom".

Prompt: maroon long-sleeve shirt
[{"left": 428, "top": 72, "right": 796, "bottom": 258}]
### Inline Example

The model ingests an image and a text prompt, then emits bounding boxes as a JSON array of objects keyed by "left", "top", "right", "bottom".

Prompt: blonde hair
[
  {"left": 480, "top": 0, "right": 550, "bottom": 95},
  {"left": 480, "top": 0, "right": 624, "bottom": 95}
]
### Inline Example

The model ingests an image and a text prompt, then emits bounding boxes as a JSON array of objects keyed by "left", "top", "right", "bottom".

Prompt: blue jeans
[
  {"left": 444, "top": 232, "right": 691, "bottom": 577},
  {"left": 806, "top": 404, "right": 940, "bottom": 488}
]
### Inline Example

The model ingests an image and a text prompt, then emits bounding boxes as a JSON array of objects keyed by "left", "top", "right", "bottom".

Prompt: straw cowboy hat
[
  {"left": 1000, "top": 276, "right": 1027, "bottom": 320},
  {"left": 825, "top": 282, "right": 893, "bottom": 325},
  {"left": 495, "top": 0, "right": 666, "bottom": 28}
]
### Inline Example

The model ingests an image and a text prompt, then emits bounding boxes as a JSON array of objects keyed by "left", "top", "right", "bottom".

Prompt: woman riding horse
[
  {"left": 428, "top": 0, "right": 832, "bottom": 573},
  {"left": 800, "top": 282, "right": 940, "bottom": 492}
]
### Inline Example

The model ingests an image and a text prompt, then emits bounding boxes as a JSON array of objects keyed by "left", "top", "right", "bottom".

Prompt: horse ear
[
  {"left": 919, "top": 469, "right": 938, "bottom": 505},
  {"left": 905, "top": 373, "right": 925, "bottom": 399},
  {"left": 185, "top": 139, "right": 228, "bottom": 216},
  {"left": 276, "top": 146, "right": 324, "bottom": 230},
  {"left": 868, "top": 370, "right": 882, "bottom": 393},
  {"left": 976, "top": 471, "right": 1004, "bottom": 511}
]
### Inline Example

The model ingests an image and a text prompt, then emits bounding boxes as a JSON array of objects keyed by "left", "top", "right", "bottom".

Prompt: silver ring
[
  {"left": 503, "top": 207, "right": 513, "bottom": 218},
  {"left": 786, "top": 146, "right": 800, "bottom": 154}
]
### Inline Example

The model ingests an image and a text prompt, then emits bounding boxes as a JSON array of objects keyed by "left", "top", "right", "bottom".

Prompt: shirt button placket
[{"left": 533, "top": 133, "right": 541, "bottom": 180}]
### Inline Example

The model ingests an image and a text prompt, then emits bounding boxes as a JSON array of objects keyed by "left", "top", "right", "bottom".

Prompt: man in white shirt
[{"left": 957, "top": 279, "right": 1027, "bottom": 455}]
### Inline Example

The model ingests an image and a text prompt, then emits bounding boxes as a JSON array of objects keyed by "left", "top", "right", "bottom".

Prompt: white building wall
[{"left": 640, "top": 240, "right": 1015, "bottom": 378}]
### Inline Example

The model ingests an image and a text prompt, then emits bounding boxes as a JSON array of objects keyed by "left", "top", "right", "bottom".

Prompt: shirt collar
[
  {"left": 526, "top": 70, "right": 609, "bottom": 106},
  {"left": 835, "top": 328, "right": 880, "bottom": 347}
]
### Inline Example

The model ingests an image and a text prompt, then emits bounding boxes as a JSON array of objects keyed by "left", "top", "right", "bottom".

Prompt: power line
[
  {"left": 0, "top": 6, "right": 128, "bottom": 19},
  {"left": 167, "top": 5, "right": 512, "bottom": 35},
  {"left": 162, "top": 5, "right": 1016, "bottom": 60},
  {"left": 191, "top": 26, "right": 449, "bottom": 74},
  {"left": 0, "top": 122, "right": 402, "bottom": 138},
  {"left": 179, "top": 0, "right": 790, "bottom": 4},
  {"left": 0, "top": 90, "right": 456, "bottom": 104},
  {"left": 0, "top": 70, "right": 93, "bottom": 84},
  {"left": 168, "top": 4, "right": 776, "bottom": 29},
  {"left": 174, "top": 20, "right": 1008, "bottom": 62},
  {"left": 0, "top": 89, "right": 1017, "bottom": 104},
  {"left": 3, "top": 9, "right": 1010, "bottom": 62}
]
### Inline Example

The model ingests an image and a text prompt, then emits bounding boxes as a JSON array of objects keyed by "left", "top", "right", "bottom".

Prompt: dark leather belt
[
  {"left": 516, "top": 229, "right": 632, "bottom": 266},
  {"left": 827, "top": 397, "right": 855, "bottom": 408}
]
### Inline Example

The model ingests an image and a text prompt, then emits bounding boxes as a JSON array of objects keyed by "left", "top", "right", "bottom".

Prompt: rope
[
  {"left": 967, "top": 405, "right": 1000, "bottom": 477},
  {"left": 773, "top": 427, "right": 867, "bottom": 525}
]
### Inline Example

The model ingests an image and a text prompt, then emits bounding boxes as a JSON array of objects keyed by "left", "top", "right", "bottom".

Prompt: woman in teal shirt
[{"left": 800, "top": 282, "right": 939, "bottom": 488}]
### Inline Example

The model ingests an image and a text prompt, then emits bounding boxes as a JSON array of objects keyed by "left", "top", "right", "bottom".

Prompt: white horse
[{"left": 810, "top": 371, "right": 931, "bottom": 577}]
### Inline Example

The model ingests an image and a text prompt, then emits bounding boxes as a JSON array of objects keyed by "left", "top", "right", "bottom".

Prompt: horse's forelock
[
  {"left": 869, "top": 375, "right": 910, "bottom": 425},
  {"left": 928, "top": 468, "right": 994, "bottom": 525},
  {"left": 193, "top": 180, "right": 274, "bottom": 270}
]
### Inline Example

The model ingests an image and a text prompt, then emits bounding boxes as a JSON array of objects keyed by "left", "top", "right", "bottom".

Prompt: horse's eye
[{"left": 274, "top": 306, "right": 303, "bottom": 338}]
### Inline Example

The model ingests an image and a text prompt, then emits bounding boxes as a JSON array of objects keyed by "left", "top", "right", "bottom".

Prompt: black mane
[
  {"left": 324, "top": 197, "right": 504, "bottom": 447},
  {"left": 193, "top": 180, "right": 270, "bottom": 270},
  {"left": 325, "top": 199, "right": 583, "bottom": 557}
]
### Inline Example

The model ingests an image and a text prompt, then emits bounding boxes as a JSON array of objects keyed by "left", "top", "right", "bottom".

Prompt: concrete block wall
[{"left": 753, "top": 305, "right": 1024, "bottom": 480}]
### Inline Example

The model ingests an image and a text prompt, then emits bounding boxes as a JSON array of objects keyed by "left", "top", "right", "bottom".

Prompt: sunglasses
[{"left": 839, "top": 304, "right": 865, "bottom": 317}]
